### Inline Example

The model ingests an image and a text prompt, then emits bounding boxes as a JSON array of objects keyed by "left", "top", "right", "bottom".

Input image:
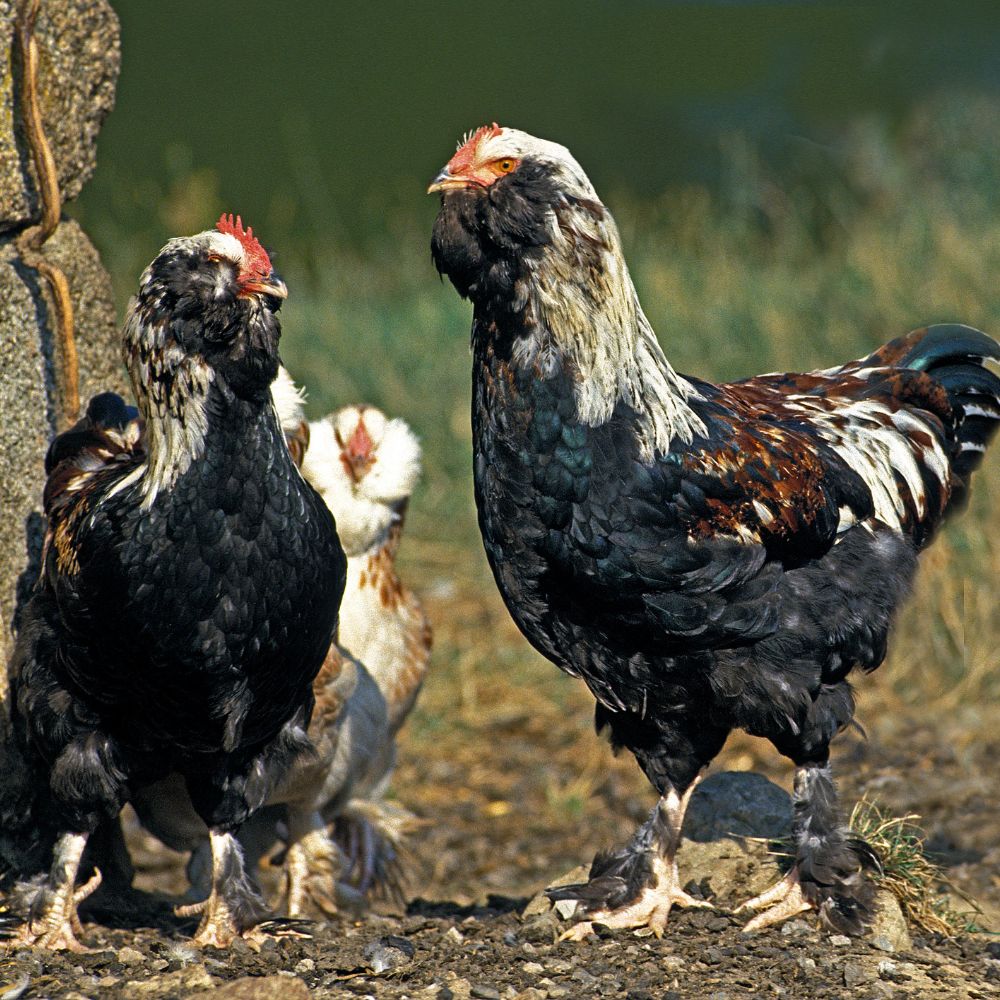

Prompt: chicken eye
[{"left": 496, "top": 158, "right": 516, "bottom": 174}]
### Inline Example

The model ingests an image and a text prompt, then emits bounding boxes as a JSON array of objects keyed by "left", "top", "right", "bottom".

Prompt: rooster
[
  {"left": 1, "top": 216, "right": 346, "bottom": 950},
  {"left": 131, "top": 397, "right": 430, "bottom": 915},
  {"left": 428, "top": 124, "right": 1000, "bottom": 937}
]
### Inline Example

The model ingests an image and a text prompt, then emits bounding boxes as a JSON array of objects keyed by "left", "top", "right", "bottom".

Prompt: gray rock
[
  {"left": 0, "top": 218, "right": 125, "bottom": 666},
  {"left": 869, "top": 889, "right": 912, "bottom": 953},
  {"left": 470, "top": 986, "right": 501, "bottom": 1000},
  {"left": 0, "top": 0, "right": 119, "bottom": 230},
  {"left": 683, "top": 771, "right": 792, "bottom": 842},
  {"left": 843, "top": 959, "right": 873, "bottom": 988}
]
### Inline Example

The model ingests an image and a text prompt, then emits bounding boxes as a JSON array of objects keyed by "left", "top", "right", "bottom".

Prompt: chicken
[
  {"left": 130, "top": 397, "right": 430, "bottom": 915},
  {"left": 300, "top": 403, "right": 430, "bottom": 903},
  {"left": 428, "top": 125, "right": 1000, "bottom": 937},
  {"left": 1, "top": 216, "right": 346, "bottom": 950}
]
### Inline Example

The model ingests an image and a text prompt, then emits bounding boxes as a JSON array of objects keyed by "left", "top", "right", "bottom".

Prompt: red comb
[
  {"left": 216, "top": 213, "right": 272, "bottom": 281},
  {"left": 447, "top": 122, "right": 504, "bottom": 175}
]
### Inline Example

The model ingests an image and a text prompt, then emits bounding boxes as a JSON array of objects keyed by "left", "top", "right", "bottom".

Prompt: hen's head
[
  {"left": 301, "top": 405, "right": 422, "bottom": 557},
  {"left": 428, "top": 124, "right": 606, "bottom": 302},
  {"left": 123, "top": 215, "right": 288, "bottom": 402}
]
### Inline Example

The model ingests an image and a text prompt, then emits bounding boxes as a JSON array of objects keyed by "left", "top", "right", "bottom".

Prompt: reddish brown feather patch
[{"left": 216, "top": 213, "right": 272, "bottom": 282}]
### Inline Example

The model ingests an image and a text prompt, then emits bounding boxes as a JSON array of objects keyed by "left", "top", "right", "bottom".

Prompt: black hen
[
  {"left": 428, "top": 125, "right": 1000, "bottom": 937},
  {"left": 1, "top": 216, "right": 346, "bottom": 950}
]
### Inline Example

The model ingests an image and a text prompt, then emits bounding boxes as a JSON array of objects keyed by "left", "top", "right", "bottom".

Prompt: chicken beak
[
  {"left": 427, "top": 168, "right": 471, "bottom": 194},
  {"left": 239, "top": 275, "right": 288, "bottom": 300}
]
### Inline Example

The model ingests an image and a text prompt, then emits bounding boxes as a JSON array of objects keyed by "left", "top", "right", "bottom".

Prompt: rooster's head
[
  {"left": 124, "top": 215, "right": 288, "bottom": 402},
  {"left": 428, "top": 124, "right": 604, "bottom": 302},
  {"left": 122, "top": 217, "right": 290, "bottom": 502},
  {"left": 301, "top": 405, "right": 422, "bottom": 557}
]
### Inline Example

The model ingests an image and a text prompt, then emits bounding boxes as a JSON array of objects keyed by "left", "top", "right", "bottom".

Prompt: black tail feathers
[{"left": 904, "top": 324, "right": 1000, "bottom": 491}]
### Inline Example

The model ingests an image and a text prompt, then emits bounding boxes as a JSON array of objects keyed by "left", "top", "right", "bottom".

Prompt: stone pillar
[{"left": 0, "top": 0, "right": 124, "bottom": 663}]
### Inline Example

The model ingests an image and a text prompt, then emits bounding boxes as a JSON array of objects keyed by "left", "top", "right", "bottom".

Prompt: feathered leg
[
  {"left": 175, "top": 829, "right": 270, "bottom": 947},
  {"left": 283, "top": 808, "right": 342, "bottom": 917},
  {"left": 10, "top": 832, "right": 102, "bottom": 952},
  {"left": 549, "top": 776, "right": 711, "bottom": 940},
  {"left": 737, "top": 763, "right": 878, "bottom": 933}
]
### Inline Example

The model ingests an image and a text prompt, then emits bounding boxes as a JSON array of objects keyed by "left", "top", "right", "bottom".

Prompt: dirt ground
[{"left": 1, "top": 690, "right": 997, "bottom": 999}]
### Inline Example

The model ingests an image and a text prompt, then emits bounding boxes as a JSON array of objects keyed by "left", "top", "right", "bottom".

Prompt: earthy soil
[{"left": 1, "top": 697, "right": 998, "bottom": 999}]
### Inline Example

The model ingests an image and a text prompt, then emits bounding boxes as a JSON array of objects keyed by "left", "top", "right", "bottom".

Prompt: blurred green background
[{"left": 72, "top": 2, "right": 1000, "bottom": 706}]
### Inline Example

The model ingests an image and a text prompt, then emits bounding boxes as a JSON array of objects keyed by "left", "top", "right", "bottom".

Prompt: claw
[
  {"left": 560, "top": 856, "right": 712, "bottom": 940},
  {"left": 737, "top": 868, "right": 812, "bottom": 932}
]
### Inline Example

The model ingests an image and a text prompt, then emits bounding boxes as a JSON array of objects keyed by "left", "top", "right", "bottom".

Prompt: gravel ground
[{"left": 1, "top": 697, "right": 997, "bottom": 998}]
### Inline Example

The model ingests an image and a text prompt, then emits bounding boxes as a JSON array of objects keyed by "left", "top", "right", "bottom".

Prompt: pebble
[
  {"left": 843, "top": 959, "right": 872, "bottom": 988},
  {"left": 470, "top": 986, "right": 500, "bottom": 1000},
  {"left": 877, "top": 959, "right": 897, "bottom": 979},
  {"left": 117, "top": 947, "right": 145, "bottom": 965},
  {"left": 445, "top": 926, "right": 466, "bottom": 945},
  {"left": 780, "top": 919, "right": 812, "bottom": 937},
  {"left": 828, "top": 934, "right": 852, "bottom": 947},
  {"left": 522, "top": 962, "right": 545, "bottom": 975},
  {"left": 293, "top": 958, "right": 315, "bottom": 975},
  {"left": 552, "top": 900, "right": 578, "bottom": 920},
  {"left": 797, "top": 956, "right": 816, "bottom": 972}
]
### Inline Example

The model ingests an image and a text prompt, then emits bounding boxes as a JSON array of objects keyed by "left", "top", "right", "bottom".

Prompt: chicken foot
[
  {"left": 176, "top": 829, "right": 270, "bottom": 948},
  {"left": 283, "top": 809, "right": 343, "bottom": 917},
  {"left": 554, "top": 777, "right": 710, "bottom": 941},
  {"left": 11, "top": 832, "right": 102, "bottom": 952}
]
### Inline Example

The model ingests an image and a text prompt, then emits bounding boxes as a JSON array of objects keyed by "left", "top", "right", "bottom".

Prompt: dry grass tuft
[{"left": 849, "top": 798, "right": 980, "bottom": 936}]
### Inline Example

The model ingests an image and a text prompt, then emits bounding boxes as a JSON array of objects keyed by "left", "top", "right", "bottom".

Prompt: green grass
[{"left": 849, "top": 798, "right": 981, "bottom": 936}]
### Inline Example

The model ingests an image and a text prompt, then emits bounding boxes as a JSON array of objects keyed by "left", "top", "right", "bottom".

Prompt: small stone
[
  {"left": 877, "top": 959, "right": 897, "bottom": 979},
  {"left": 503, "top": 931, "right": 519, "bottom": 946},
  {"left": 780, "top": 919, "right": 812, "bottom": 937},
  {"left": 797, "top": 957, "right": 816, "bottom": 972},
  {"left": 868, "top": 890, "right": 911, "bottom": 953},
  {"left": 522, "top": 962, "right": 545, "bottom": 975},
  {"left": 471, "top": 987, "right": 500, "bottom": 1000},
  {"left": 445, "top": 926, "right": 466, "bottom": 944},
  {"left": 293, "top": 958, "right": 314, "bottom": 975},
  {"left": 828, "top": 934, "right": 852, "bottom": 947},
  {"left": 570, "top": 968, "right": 597, "bottom": 986},
  {"left": 843, "top": 960, "right": 872, "bottom": 988},
  {"left": 552, "top": 899, "right": 578, "bottom": 920},
  {"left": 150, "top": 961, "right": 168, "bottom": 973},
  {"left": 544, "top": 987, "right": 569, "bottom": 999},
  {"left": 128, "top": 966, "right": 216, "bottom": 996},
  {"left": 191, "top": 977, "right": 310, "bottom": 1000},
  {"left": 116, "top": 947, "right": 144, "bottom": 965}
]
